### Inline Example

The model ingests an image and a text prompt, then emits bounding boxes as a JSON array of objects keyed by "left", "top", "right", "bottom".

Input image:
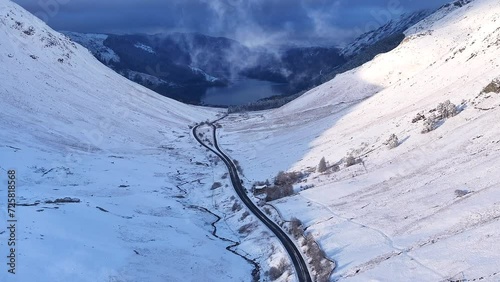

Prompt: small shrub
[
  {"left": 23, "top": 26, "right": 35, "bottom": 35},
  {"left": 240, "top": 211, "right": 250, "bottom": 221},
  {"left": 482, "top": 79, "right": 500, "bottom": 93},
  {"left": 238, "top": 222, "right": 255, "bottom": 234},
  {"left": 421, "top": 100, "right": 461, "bottom": 133},
  {"left": 330, "top": 163, "right": 340, "bottom": 173},
  {"left": 386, "top": 134, "right": 399, "bottom": 149},
  {"left": 345, "top": 155, "right": 359, "bottom": 167},
  {"left": 258, "top": 171, "right": 303, "bottom": 202},
  {"left": 211, "top": 182, "right": 222, "bottom": 190},
  {"left": 263, "top": 207, "right": 272, "bottom": 215},
  {"left": 232, "top": 201, "right": 242, "bottom": 212},
  {"left": 455, "top": 189, "right": 470, "bottom": 197}
]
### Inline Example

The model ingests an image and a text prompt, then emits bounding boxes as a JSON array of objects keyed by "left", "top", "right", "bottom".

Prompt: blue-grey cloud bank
[{"left": 13, "top": 0, "right": 451, "bottom": 46}]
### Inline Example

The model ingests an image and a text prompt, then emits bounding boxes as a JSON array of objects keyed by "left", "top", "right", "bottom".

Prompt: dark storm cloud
[{"left": 12, "top": 0, "right": 451, "bottom": 46}]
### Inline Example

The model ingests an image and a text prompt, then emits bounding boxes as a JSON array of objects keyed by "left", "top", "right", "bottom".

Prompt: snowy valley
[
  {"left": 0, "top": 1, "right": 292, "bottom": 281},
  {"left": 1, "top": 0, "right": 500, "bottom": 281}
]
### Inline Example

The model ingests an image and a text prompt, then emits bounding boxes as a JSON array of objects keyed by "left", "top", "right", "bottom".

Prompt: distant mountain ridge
[
  {"left": 63, "top": 31, "right": 346, "bottom": 104},
  {"left": 63, "top": 6, "right": 446, "bottom": 106},
  {"left": 341, "top": 10, "right": 433, "bottom": 58}
]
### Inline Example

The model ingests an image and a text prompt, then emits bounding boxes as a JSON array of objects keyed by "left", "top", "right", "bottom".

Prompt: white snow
[
  {"left": 0, "top": 1, "right": 284, "bottom": 281},
  {"left": 134, "top": 42, "right": 155, "bottom": 54},
  {"left": 218, "top": 0, "right": 500, "bottom": 281},
  {"left": 191, "top": 66, "right": 220, "bottom": 83},
  {"left": 341, "top": 10, "right": 431, "bottom": 57},
  {"left": 0, "top": 146, "right": 255, "bottom": 282},
  {"left": 63, "top": 31, "right": 120, "bottom": 64},
  {"left": 126, "top": 70, "right": 177, "bottom": 87},
  {"left": 3, "top": 0, "right": 500, "bottom": 281}
]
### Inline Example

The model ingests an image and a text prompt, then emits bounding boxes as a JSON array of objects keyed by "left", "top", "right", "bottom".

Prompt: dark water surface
[{"left": 201, "top": 78, "right": 288, "bottom": 106}]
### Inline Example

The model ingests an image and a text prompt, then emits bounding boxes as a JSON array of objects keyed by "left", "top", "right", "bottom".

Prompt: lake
[{"left": 201, "top": 78, "right": 288, "bottom": 106}]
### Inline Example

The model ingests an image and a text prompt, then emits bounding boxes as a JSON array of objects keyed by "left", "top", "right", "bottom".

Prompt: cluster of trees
[
  {"left": 421, "top": 100, "right": 459, "bottom": 133},
  {"left": 304, "top": 233, "right": 333, "bottom": 282},
  {"left": 265, "top": 184, "right": 294, "bottom": 202},
  {"left": 274, "top": 171, "right": 303, "bottom": 186},
  {"left": 316, "top": 153, "right": 363, "bottom": 175},
  {"left": 437, "top": 100, "right": 458, "bottom": 119},
  {"left": 288, "top": 218, "right": 333, "bottom": 282},
  {"left": 257, "top": 171, "right": 304, "bottom": 202}
]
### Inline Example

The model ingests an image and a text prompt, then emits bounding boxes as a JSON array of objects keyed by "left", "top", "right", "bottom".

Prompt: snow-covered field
[{"left": 219, "top": 0, "right": 500, "bottom": 281}]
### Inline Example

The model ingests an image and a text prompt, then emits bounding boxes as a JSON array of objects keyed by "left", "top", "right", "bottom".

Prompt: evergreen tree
[{"left": 317, "top": 157, "right": 327, "bottom": 173}]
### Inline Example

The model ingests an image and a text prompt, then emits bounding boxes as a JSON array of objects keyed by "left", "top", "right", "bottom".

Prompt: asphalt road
[{"left": 193, "top": 122, "right": 312, "bottom": 282}]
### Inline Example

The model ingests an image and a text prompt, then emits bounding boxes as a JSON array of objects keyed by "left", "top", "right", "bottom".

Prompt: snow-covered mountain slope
[
  {"left": 0, "top": 1, "right": 214, "bottom": 151},
  {"left": 341, "top": 10, "right": 431, "bottom": 58},
  {"left": 63, "top": 31, "right": 120, "bottom": 64},
  {"left": 220, "top": 0, "right": 500, "bottom": 280},
  {"left": 0, "top": 1, "right": 266, "bottom": 281},
  {"left": 125, "top": 69, "right": 177, "bottom": 87}
]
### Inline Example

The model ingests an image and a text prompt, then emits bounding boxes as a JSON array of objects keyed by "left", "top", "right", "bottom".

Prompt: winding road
[{"left": 193, "top": 121, "right": 312, "bottom": 282}]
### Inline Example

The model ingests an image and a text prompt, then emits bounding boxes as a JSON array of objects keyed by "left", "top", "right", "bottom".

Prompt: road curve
[{"left": 193, "top": 122, "right": 312, "bottom": 282}]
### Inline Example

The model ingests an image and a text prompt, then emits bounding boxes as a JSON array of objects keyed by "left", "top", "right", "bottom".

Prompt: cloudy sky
[{"left": 13, "top": 0, "right": 450, "bottom": 46}]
